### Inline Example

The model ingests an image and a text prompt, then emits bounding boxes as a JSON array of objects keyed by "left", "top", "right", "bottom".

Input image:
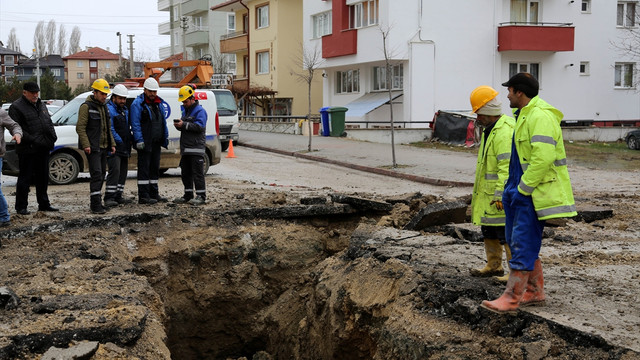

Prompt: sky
[{"left": 0, "top": 1, "right": 169, "bottom": 61}]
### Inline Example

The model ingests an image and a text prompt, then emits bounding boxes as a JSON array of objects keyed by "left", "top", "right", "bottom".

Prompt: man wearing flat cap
[
  {"left": 481, "top": 73, "right": 576, "bottom": 314},
  {"left": 8, "top": 82, "right": 59, "bottom": 215},
  {"left": 469, "top": 86, "right": 515, "bottom": 282}
]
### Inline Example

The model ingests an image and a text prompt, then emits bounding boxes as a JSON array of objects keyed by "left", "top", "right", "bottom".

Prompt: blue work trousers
[{"left": 503, "top": 188, "right": 545, "bottom": 271}]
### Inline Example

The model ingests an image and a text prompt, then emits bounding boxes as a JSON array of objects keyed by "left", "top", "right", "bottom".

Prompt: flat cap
[{"left": 23, "top": 82, "right": 40, "bottom": 92}]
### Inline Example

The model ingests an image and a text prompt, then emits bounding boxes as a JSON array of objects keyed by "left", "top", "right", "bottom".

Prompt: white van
[
  {"left": 3, "top": 87, "right": 222, "bottom": 185},
  {"left": 211, "top": 89, "right": 239, "bottom": 152}
]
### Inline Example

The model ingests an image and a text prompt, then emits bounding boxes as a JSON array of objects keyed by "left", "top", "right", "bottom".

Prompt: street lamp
[{"left": 116, "top": 32, "right": 122, "bottom": 66}]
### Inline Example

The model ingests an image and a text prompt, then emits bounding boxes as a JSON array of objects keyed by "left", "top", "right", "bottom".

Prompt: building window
[
  {"left": 76, "top": 60, "right": 83, "bottom": 67},
  {"left": 90, "top": 72, "right": 98, "bottom": 80},
  {"left": 509, "top": 62, "right": 540, "bottom": 83},
  {"left": 257, "top": 4, "right": 269, "bottom": 29},
  {"left": 373, "top": 64, "right": 403, "bottom": 91},
  {"left": 579, "top": 61, "right": 590, "bottom": 75},
  {"left": 4, "top": 55, "right": 14, "bottom": 65},
  {"left": 4, "top": 66, "right": 14, "bottom": 76},
  {"left": 614, "top": 62, "right": 634, "bottom": 88},
  {"left": 257, "top": 51, "right": 269, "bottom": 74},
  {"left": 617, "top": 2, "right": 636, "bottom": 27},
  {"left": 510, "top": 0, "right": 539, "bottom": 23},
  {"left": 105, "top": 62, "right": 110, "bottom": 69},
  {"left": 52, "top": 68, "right": 61, "bottom": 76},
  {"left": 336, "top": 69, "right": 360, "bottom": 94},
  {"left": 350, "top": 0, "right": 378, "bottom": 29},
  {"left": 228, "top": 13, "right": 236, "bottom": 33},
  {"left": 77, "top": 72, "right": 84, "bottom": 79},
  {"left": 33, "top": 68, "right": 43, "bottom": 75},
  {"left": 174, "top": 31, "right": 180, "bottom": 46},
  {"left": 89, "top": 60, "right": 97, "bottom": 68},
  {"left": 226, "top": 54, "right": 237, "bottom": 74},
  {"left": 193, "top": 16, "right": 204, "bottom": 31},
  {"left": 312, "top": 11, "right": 332, "bottom": 38},
  {"left": 581, "top": 0, "right": 591, "bottom": 13}
]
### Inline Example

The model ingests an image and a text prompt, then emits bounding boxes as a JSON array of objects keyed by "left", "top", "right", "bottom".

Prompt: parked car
[
  {"left": 3, "top": 87, "right": 223, "bottom": 185},
  {"left": 625, "top": 129, "right": 640, "bottom": 150}
]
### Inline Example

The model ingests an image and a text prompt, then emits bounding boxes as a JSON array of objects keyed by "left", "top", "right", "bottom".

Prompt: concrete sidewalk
[{"left": 237, "top": 130, "right": 477, "bottom": 187}]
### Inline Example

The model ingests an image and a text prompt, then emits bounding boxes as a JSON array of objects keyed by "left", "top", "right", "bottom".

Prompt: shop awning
[{"left": 344, "top": 91, "right": 403, "bottom": 117}]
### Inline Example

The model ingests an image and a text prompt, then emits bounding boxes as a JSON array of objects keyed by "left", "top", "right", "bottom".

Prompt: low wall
[{"left": 239, "top": 122, "right": 637, "bottom": 144}]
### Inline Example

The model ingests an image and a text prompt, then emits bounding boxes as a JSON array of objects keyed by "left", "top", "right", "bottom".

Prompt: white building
[
  {"left": 304, "top": 0, "right": 640, "bottom": 127},
  {"left": 157, "top": 0, "right": 236, "bottom": 73}
]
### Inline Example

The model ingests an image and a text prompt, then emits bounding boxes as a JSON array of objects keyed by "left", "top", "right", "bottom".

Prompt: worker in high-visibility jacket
[
  {"left": 469, "top": 86, "right": 515, "bottom": 281},
  {"left": 482, "top": 73, "right": 577, "bottom": 314}
]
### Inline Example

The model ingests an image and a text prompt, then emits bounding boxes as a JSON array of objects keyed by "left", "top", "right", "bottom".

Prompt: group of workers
[
  {"left": 0, "top": 77, "right": 210, "bottom": 221},
  {"left": 470, "top": 72, "right": 577, "bottom": 313}
]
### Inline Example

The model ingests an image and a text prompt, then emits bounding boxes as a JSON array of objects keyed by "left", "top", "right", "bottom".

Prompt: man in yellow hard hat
[
  {"left": 469, "top": 86, "right": 515, "bottom": 282},
  {"left": 76, "top": 78, "right": 116, "bottom": 214}
]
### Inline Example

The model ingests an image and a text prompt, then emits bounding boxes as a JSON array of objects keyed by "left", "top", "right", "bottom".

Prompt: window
[
  {"left": 90, "top": 72, "right": 98, "bottom": 80},
  {"left": 105, "top": 62, "right": 111, "bottom": 69},
  {"left": 76, "top": 60, "right": 83, "bottom": 67},
  {"left": 312, "top": 11, "right": 332, "bottom": 38},
  {"left": 32, "top": 68, "right": 43, "bottom": 75},
  {"left": 336, "top": 69, "right": 360, "bottom": 94},
  {"left": 350, "top": 0, "right": 378, "bottom": 29},
  {"left": 77, "top": 72, "right": 84, "bottom": 79},
  {"left": 174, "top": 31, "right": 180, "bottom": 45},
  {"left": 257, "top": 4, "right": 269, "bottom": 29},
  {"left": 226, "top": 54, "right": 237, "bottom": 74},
  {"left": 579, "top": 61, "right": 590, "bottom": 75},
  {"left": 228, "top": 13, "right": 236, "bottom": 33},
  {"left": 257, "top": 51, "right": 269, "bottom": 74},
  {"left": 581, "top": 0, "right": 591, "bottom": 13},
  {"left": 510, "top": 0, "right": 539, "bottom": 23},
  {"left": 509, "top": 62, "right": 539, "bottom": 82},
  {"left": 52, "top": 68, "right": 61, "bottom": 76},
  {"left": 89, "top": 60, "right": 97, "bottom": 68},
  {"left": 4, "top": 55, "right": 14, "bottom": 65},
  {"left": 4, "top": 66, "right": 13, "bottom": 76},
  {"left": 617, "top": 2, "right": 636, "bottom": 27},
  {"left": 615, "top": 63, "right": 634, "bottom": 88},
  {"left": 372, "top": 64, "right": 404, "bottom": 91},
  {"left": 193, "top": 16, "right": 204, "bottom": 30}
]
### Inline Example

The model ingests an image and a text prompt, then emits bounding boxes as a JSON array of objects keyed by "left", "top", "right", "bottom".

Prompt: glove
[
  {"left": 494, "top": 200, "right": 503, "bottom": 211},
  {"left": 136, "top": 142, "right": 145, "bottom": 150}
]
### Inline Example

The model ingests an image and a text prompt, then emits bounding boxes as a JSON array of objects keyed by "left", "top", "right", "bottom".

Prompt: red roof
[
  {"left": 161, "top": 52, "right": 184, "bottom": 62},
  {"left": 63, "top": 47, "right": 120, "bottom": 60}
]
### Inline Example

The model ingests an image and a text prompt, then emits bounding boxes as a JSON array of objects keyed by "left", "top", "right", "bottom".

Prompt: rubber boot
[
  {"left": 520, "top": 259, "right": 546, "bottom": 307},
  {"left": 90, "top": 195, "right": 106, "bottom": 214},
  {"left": 470, "top": 239, "right": 504, "bottom": 277},
  {"left": 494, "top": 244, "right": 512, "bottom": 283},
  {"left": 481, "top": 270, "right": 529, "bottom": 314}
]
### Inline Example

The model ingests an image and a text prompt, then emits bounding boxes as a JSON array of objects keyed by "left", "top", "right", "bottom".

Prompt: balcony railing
[
  {"left": 220, "top": 32, "right": 248, "bottom": 53},
  {"left": 182, "top": 0, "right": 208, "bottom": 16},
  {"left": 498, "top": 22, "right": 575, "bottom": 52}
]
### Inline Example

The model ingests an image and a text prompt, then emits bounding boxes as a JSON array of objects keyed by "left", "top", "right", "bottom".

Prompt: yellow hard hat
[
  {"left": 470, "top": 85, "right": 498, "bottom": 113},
  {"left": 178, "top": 85, "right": 194, "bottom": 102},
  {"left": 91, "top": 78, "right": 111, "bottom": 94}
]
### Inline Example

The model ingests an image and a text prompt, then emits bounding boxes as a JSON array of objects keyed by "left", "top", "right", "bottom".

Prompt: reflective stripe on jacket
[
  {"left": 471, "top": 114, "right": 515, "bottom": 226},
  {"left": 512, "top": 96, "right": 577, "bottom": 220}
]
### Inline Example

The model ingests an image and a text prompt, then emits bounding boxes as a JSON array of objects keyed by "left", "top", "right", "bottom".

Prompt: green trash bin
[{"left": 327, "top": 106, "right": 348, "bottom": 137}]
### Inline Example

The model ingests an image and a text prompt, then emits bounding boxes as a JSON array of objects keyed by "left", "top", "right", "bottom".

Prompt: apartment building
[
  {"left": 0, "top": 45, "right": 24, "bottom": 82},
  {"left": 63, "top": 47, "right": 120, "bottom": 90},
  {"left": 304, "top": 0, "right": 640, "bottom": 126},
  {"left": 157, "top": 0, "right": 235, "bottom": 73},
  {"left": 16, "top": 55, "right": 65, "bottom": 82},
  {"left": 212, "top": 0, "right": 323, "bottom": 117}
]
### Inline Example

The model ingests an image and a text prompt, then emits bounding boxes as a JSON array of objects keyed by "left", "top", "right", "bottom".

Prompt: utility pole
[
  {"left": 127, "top": 34, "right": 135, "bottom": 78},
  {"left": 33, "top": 49, "right": 41, "bottom": 89},
  {"left": 116, "top": 32, "right": 122, "bottom": 66},
  {"left": 181, "top": 16, "right": 188, "bottom": 61}
]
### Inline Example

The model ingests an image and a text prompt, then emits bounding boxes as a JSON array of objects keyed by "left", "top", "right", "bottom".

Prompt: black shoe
[
  {"left": 0, "top": 221, "right": 10, "bottom": 227},
  {"left": 116, "top": 197, "right": 133, "bottom": 204},
  {"left": 91, "top": 206, "right": 107, "bottom": 214},
  {"left": 16, "top": 209, "right": 30, "bottom": 215},
  {"left": 172, "top": 197, "right": 192, "bottom": 204},
  {"left": 104, "top": 199, "right": 119, "bottom": 208},
  {"left": 38, "top": 205, "right": 59, "bottom": 212},
  {"left": 154, "top": 196, "right": 168, "bottom": 203},
  {"left": 139, "top": 198, "right": 158, "bottom": 205}
]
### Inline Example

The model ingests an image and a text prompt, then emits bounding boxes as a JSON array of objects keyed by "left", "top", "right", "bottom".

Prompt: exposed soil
[{"left": 0, "top": 164, "right": 639, "bottom": 359}]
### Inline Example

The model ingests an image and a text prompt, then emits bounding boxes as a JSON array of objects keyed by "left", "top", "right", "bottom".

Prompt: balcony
[
  {"left": 220, "top": 32, "right": 248, "bottom": 53},
  {"left": 159, "top": 45, "right": 173, "bottom": 60},
  {"left": 182, "top": 0, "right": 208, "bottom": 16},
  {"left": 158, "top": 21, "right": 171, "bottom": 35},
  {"left": 158, "top": 0, "right": 171, "bottom": 11},
  {"left": 185, "top": 30, "right": 209, "bottom": 47},
  {"left": 498, "top": 23, "right": 575, "bottom": 52}
]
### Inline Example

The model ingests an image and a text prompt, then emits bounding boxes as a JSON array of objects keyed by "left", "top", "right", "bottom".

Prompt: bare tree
[
  {"left": 46, "top": 20, "right": 56, "bottom": 55},
  {"left": 379, "top": 25, "right": 398, "bottom": 168},
  {"left": 7, "top": 28, "right": 20, "bottom": 52},
  {"left": 291, "top": 43, "right": 324, "bottom": 152},
  {"left": 610, "top": 12, "right": 640, "bottom": 88},
  {"left": 58, "top": 24, "right": 67, "bottom": 56},
  {"left": 69, "top": 26, "right": 81, "bottom": 55},
  {"left": 33, "top": 20, "right": 46, "bottom": 56}
]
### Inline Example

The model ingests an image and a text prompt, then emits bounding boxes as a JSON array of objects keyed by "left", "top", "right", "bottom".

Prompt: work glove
[
  {"left": 493, "top": 200, "right": 503, "bottom": 211},
  {"left": 136, "top": 142, "right": 145, "bottom": 150}
]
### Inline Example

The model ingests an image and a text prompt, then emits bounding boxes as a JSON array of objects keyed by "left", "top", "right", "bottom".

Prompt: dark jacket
[
  {"left": 178, "top": 100, "right": 207, "bottom": 157},
  {"left": 0, "top": 108, "right": 23, "bottom": 157},
  {"left": 76, "top": 95, "right": 115, "bottom": 151},
  {"left": 130, "top": 93, "right": 169, "bottom": 151},
  {"left": 107, "top": 99, "right": 132, "bottom": 157},
  {"left": 8, "top": 96, "right": 57, "bottom": 154}
]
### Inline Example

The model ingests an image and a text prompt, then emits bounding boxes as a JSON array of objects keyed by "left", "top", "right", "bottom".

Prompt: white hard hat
[
  {"left": 112, "top": 84, "right": 128, "bottom": 97},
  {"left": 143, "top": 77, "right": 160, "bottom": 91}
]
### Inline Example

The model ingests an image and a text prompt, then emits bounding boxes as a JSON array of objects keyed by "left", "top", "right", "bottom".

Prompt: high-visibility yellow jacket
[
  {"left": 471, "top": 114, "right": 515, "bottom": 226},
  {"left": 513, "top": 96, "right": 577, "bottom": 220}
]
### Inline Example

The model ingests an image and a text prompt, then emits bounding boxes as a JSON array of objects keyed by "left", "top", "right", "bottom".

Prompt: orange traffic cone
[{"left": 226, "top": 139, "right": 236, "bottom": 158}]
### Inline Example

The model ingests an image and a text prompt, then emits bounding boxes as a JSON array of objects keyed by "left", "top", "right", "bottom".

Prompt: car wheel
[
  {"left": 49, "top": 153, "right": 79, "bottom": 185},
  {"left": 627, "top": 135, "right": 640, "bottom": 150},
  {"left": 220, "top": 140, "right": 229, "bottom": 152},
  {"left": 203, "top": 153, "right": 211, "bottom": 174}
]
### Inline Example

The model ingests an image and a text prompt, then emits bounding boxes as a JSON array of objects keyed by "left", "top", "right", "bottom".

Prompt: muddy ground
[{"left": 0, "top": 164, "right": 639, "bottom": 359}]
